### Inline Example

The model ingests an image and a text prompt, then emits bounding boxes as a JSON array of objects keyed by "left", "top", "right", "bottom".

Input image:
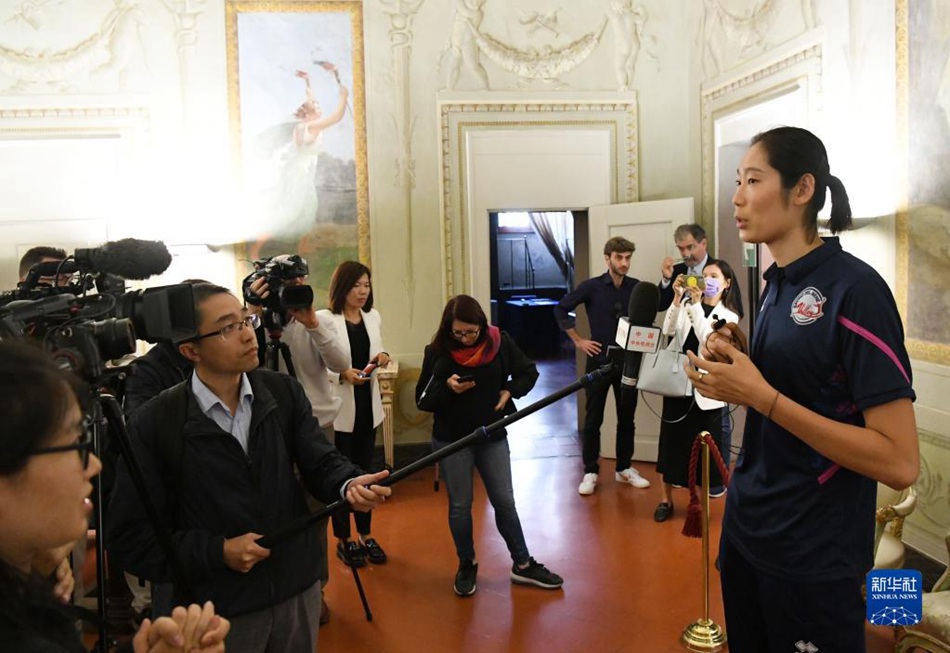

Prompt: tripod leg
[
  {"left": 349, "top": 564, "right": 373, "bottom": 622},
  {"left": 280, "top": 343, "right": 297, "bottom": 378}
]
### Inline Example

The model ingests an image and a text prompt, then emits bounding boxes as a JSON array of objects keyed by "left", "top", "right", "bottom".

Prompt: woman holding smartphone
[
  {"left": 415, "top": 295, "right": 562, "bottom": 597},
  {"left": 318, "top": 261, "right": 390, "bottom": 568}
]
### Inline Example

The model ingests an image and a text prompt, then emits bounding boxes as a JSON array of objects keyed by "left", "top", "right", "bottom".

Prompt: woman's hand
[
  {"left": 685, "top": 285, "right": 703, "bottom": 305},
  {"left": 494, "top": 389, "right": 512, "bottom": 411},
  {"left": 376, "top": 352, "right": 391, "bottom": 367},
  {"left": 685, "top": 342, "right": 775, "bottom": 414},
  {"left": 50, "top": 557, "right": 74, "bottom": 604},
  {"left": 672, "top": 275, "right": 686, "bottom": 307},
  {"left": 31, "top": 542, "right": 75, "bottom": 604},
  {"left": 132, "top": 601, "right": 230, "bottom": 652},
  {"left": 341, "top": 368, "right": 369, "bottom": 385},
  {"left": 446, "top": 374, "right": 476, "bottom": 394}
]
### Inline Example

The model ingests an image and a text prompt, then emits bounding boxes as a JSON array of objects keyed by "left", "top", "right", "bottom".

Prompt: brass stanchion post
[{"left": 682, "top": 433, "right": 727, "bottom": 651}]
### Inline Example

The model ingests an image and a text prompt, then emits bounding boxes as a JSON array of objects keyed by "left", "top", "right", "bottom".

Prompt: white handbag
[{"left": 637, "top": 334, "right": 693, "bottom": 398}]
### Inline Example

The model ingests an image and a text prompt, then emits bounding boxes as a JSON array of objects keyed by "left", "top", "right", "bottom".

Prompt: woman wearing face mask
[{"left": 653, "top": 258, "right": 743, "bottom": 522}]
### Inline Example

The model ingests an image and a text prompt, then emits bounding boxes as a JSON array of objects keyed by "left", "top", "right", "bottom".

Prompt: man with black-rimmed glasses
[{"left": 107, "top": 283, "right": 390, "bottom": 653}]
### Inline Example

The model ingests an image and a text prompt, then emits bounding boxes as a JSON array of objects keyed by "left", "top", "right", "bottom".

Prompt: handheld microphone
[
  {"left": 620, "top": 281, "right": 660, "bottom": 388},
  {"left": 74, "top": 238, "right": 172, "bottom": 280}
]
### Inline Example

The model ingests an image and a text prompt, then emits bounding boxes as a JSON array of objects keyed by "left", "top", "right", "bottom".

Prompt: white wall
[{"left": 1, "top": 0, "right": 947, "bottom": 557}]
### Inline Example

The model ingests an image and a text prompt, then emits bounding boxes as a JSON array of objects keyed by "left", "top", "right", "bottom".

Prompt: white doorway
[{"left": 586, "top": 198, "right": 695, "bottom": 463}]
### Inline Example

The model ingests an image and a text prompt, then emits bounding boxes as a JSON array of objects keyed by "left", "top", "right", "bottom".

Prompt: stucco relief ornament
[
  {"left": 470, "top": 19, "right": 607, "bottom": 86},
  {"left": 699, "top": 0, "right": 778, "bottom": 78},
  {"left": 0, "top": 0, "right": 148, "bottom": 91}
]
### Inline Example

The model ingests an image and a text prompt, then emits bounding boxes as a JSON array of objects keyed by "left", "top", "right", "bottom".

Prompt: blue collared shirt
[{"left": 190, "top": 372, "right": 255, "bottom": 453}]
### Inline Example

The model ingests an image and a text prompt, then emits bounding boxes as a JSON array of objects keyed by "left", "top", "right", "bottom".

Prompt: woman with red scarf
[{"left": 416, "top": 295, "right": 563, "bottom": 597}]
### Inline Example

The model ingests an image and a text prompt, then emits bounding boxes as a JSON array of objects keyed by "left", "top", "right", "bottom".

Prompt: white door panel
[{"left": 585, "top": 198, "right": 694, "bottom": 464}]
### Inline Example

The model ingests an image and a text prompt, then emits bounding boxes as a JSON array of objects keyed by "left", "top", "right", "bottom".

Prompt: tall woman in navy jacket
[
  {"left": 416, "top": 295, "right": 563, "bottom": 597},
  {"left": 688, "top": 126, "right": 918, "bottom": 652}
]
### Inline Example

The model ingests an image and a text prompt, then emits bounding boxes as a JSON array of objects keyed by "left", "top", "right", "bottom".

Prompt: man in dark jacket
[
  {"left": 658, "top": 223, "right": 710, "bottom": 311},
  {"left": 122, "top": 341, "right": 193, "bottom": 418},
  {"left": 107, "top": 283, "right": 390, "bottom": 653}
]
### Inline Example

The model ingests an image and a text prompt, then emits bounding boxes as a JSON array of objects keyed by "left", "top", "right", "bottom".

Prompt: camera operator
[
  {"left": 245, "top": 263, "right": 349, "bottom": 626},
  {"left": 245, "top": 274, "right": 350, "bottom": 428},
  {"left": 17, "top": 246, "right": 71, "bottom": 288}
]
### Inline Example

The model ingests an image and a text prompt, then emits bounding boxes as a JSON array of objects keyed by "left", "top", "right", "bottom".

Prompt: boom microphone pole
[{"left": 257, "top": 361, "right": 616, "bottom": 550}]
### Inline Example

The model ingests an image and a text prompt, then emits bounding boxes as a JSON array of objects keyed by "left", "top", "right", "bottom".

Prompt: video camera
[
  {"left": 242, "top": 254, "right": 314, "bottom": 313},
  {"left": 0, "top": 239, "right": 196, "bottom": 382}
]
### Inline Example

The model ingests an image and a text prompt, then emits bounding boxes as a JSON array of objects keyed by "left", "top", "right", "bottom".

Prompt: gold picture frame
[
  {"left": 895, "top": 0, "right": 950, "bottom": 365},
  {"left": 225, "top": 1, "right": 369, "bottom": 304}
]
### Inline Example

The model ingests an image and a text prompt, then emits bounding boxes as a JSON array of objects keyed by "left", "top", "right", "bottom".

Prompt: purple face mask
[{"left": 703, "top": 278, "right": 721, "bottom": 297}]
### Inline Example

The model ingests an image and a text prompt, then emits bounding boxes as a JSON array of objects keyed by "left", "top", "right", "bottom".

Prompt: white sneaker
[
  {"left": 616, "top": 467, "right": 651, "bottom": 489},
  {"left": 578, "top": 473, "right": 598, "bottom": 495}
]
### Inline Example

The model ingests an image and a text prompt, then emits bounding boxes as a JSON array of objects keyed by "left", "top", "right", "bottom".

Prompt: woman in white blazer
[
  {"left": 653, "top": 258, "right": 743, "bottom": 523},
  {"left": 316, "top": 261, "right": 390, "bottom": 568}
]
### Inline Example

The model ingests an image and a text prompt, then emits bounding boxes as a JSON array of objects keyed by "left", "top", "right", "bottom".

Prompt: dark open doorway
[{"left": 489, "top": 210, "right": 584, "bottom": 362}]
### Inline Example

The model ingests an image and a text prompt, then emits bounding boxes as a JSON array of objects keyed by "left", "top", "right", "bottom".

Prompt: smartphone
[
  {"left": 684, "top": 274, "right": 706, "bottom": 291},
  {"left": 358, "top": 362, "right": 378, "bottom": 378},
  {"left": 456, "top": 374, "right": 474, "bottom": 383}
]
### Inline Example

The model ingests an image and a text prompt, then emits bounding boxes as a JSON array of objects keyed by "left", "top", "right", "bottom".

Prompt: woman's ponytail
[{"left": 826, "top": 174, "right": 852, "bottom": 234}]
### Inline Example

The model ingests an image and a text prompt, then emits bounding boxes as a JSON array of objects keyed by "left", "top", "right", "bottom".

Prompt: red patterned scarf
[{"left": 450, "top": 325, "right": 501, "bottom": 367}]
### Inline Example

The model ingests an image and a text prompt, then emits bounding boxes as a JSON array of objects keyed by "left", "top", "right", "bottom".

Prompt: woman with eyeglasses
[
  {"left": 317, "top": 261, "right": 390, "bottom": 568},
  {"left": 415, "top": 295, "right": 563, "bottom": 597},
  {"left": 0, "top": 341, "right": 230, "bottom": 652}
]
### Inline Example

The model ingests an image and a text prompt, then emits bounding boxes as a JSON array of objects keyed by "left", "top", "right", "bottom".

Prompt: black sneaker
[
  {"left": 361, "top": 538, "right": 387, "bottom": 564},
  {"left": 454, "top": 560, "right": 478, "bottom": 597},
  {"left": 511, "top": 558, "right": 563, "bottom": 589},
  {"left": 336, "top": 540, "right": 365, "bottom": 568}
]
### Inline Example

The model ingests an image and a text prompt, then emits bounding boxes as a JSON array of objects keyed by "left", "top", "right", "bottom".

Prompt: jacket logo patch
[{"left": 790, "top": 287, "right": 826, "bottom": 325}]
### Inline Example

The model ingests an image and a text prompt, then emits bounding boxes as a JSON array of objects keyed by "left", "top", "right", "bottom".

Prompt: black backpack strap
[
  {"left": 154, "top": 382, "right": 189, "bottom": 504},
  {"left": 251, "top": 369, "right": 298, "bottom": 460}
]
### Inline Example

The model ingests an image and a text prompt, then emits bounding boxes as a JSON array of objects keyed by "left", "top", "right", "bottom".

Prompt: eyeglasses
[
  {"left": 31, "top": 437, "right": 95, "bottom": 470},
  {"left": 185, "top": 313, "right": 261, "bottom": 343},
  {"left": 451, "top": 327, "right": 480, "bottom": 339}
]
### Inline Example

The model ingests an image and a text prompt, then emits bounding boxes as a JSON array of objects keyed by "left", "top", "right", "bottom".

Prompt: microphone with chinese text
[{"left": 620, "top": 280, "right": 660, "bottom": 388}]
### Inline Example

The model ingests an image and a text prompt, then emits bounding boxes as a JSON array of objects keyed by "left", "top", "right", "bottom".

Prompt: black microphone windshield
[
  {"left": 75, "top": 239, "right": 172, "bottom": 280},
  {"left": 627, "top": 281, "right": 660, "bottom": 327}
]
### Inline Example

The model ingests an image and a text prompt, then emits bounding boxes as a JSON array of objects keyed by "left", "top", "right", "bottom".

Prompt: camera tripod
[
  {"left": 85, "top": 389, "right": 193, "bottom": 652},
  {"left": 261, "top": 308, "right": 297, "bottom": 377}
]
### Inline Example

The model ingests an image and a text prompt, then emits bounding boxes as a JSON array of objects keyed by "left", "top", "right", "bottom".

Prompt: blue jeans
[
  {"left": 721, "top": 407, "right": 732, "bottom": 467},
  {"left": 433, "top": 437, "right": 530, "bottom": 565}
]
